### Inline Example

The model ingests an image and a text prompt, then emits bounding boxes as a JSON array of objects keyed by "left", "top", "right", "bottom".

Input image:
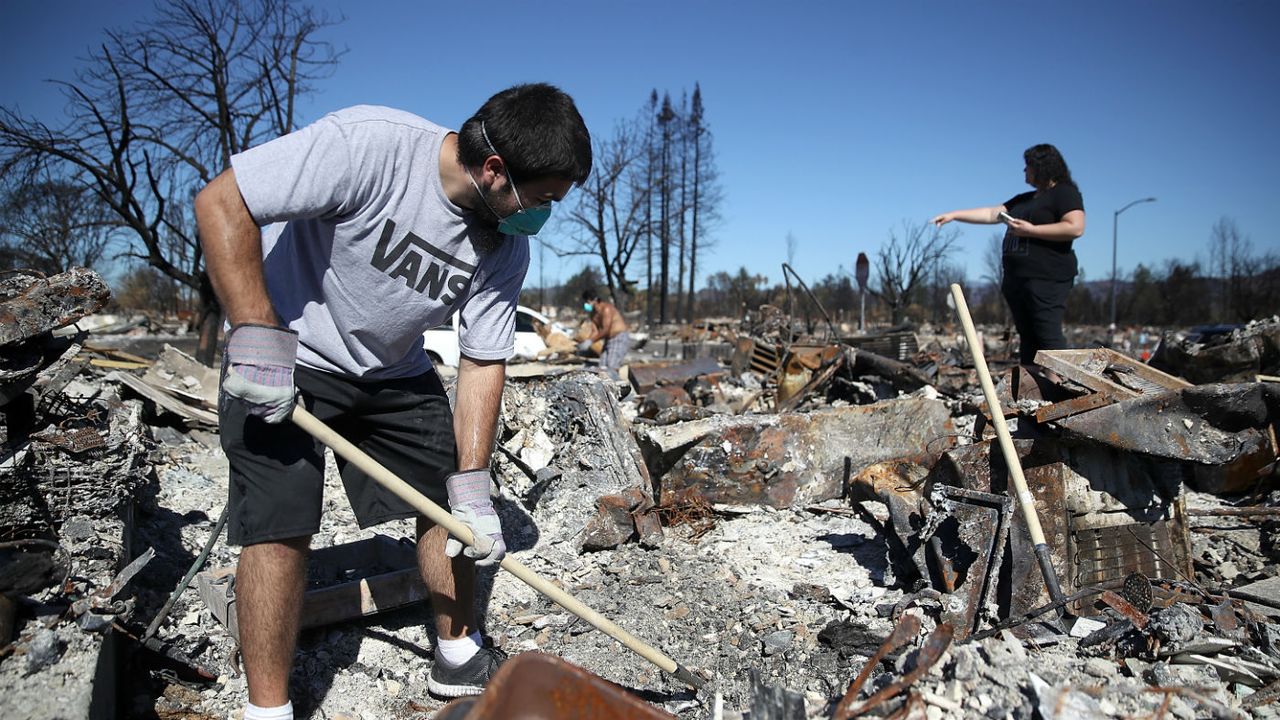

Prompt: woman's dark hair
[
  {"left": 458, "top": 83, "right": 592, "bottom": 185},
  {"left": 581, "top": 289, "right": 600, "bottom": 302},
  {"left": 1023, "top": 143, "right": 1074, "bottom": 188}
]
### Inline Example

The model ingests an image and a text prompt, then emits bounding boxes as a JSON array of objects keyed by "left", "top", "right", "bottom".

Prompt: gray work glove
[
  {"left": 577, "top": 339, "right": 593, "bottom": 354},
  {"left": 444, "top": 469, "right": 506, "bottom": 567},
  {"left": 221, "top": 324, "right": 298, "bottom": 424}
]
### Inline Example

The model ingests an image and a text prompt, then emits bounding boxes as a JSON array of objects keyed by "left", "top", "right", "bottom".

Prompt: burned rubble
[{"left": 1, "top": 273, "right": 1279, "bottom": 719}]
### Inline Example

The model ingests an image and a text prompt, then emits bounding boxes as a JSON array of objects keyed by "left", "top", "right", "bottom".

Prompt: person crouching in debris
[
  {"left": 194, "top": 84, "right": 591, "bottom": 719},
  {"left": 578, "top": 289, "right": 631, "bottom": 379},
  {"left": 931, "top": 143, "right": 1086, "bottom": 369}
]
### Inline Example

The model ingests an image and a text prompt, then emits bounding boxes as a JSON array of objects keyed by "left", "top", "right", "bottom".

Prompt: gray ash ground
[
  {"left": 129, "top": 430, "right": 908, "bottom": 718},
  {"left": 123, "top": 430, "right": 1280, "bottom": 719}
]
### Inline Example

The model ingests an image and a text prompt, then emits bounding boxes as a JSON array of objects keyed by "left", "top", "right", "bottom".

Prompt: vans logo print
[{"left": 371, "top": 219, "right": 475, "bottom": 305}]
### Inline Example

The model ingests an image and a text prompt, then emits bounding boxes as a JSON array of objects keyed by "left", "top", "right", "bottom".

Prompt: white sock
[
  {"left": 435, "top": 631, "right": 482, "bottom": 668},
  {"left": 243, "top": 700, "right": 293, "bottom": 720}
]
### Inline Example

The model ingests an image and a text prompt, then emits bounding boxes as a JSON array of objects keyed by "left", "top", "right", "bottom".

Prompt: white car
[{"left": 422, "top": 305, "right": 566, "bottom": 368}]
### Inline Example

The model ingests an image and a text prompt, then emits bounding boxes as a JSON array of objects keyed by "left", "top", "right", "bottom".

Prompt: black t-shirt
[{"left": 1002, "top": 183, "right": 1084, "bottom": 281}]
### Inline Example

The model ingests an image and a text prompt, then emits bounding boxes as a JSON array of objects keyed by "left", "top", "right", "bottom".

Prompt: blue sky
[{"left": 3, "top": 0, "right": 1278, "bottom": 291}]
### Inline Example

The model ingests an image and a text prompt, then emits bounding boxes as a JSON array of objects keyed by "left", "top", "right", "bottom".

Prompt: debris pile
[
  {"left": 0, "top": 268, "right": 158, "bottom": 719},
  {"left": 1, "top": 283, "right": 1279, "bottom": 719}
]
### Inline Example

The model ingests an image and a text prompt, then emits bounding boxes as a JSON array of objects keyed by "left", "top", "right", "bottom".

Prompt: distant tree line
[
  {"left": 1064, "top": 217, "right": 1279, "bottom": 327},
  {"left": 532, "top": 215, "right": 1277, "bottom": 332}
]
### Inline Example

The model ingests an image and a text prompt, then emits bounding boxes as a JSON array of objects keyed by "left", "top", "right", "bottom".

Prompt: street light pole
[{"left": 1110, "top": 196, "right": 1157, "bottom": 331}]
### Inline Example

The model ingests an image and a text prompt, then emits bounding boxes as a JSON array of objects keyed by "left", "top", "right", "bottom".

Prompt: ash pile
[
  {"left": 0, "top": 269, "right": 159, "bottom": 718},
  {"left": 3, "top": 277, "right": 1280, "bottom": 719}
]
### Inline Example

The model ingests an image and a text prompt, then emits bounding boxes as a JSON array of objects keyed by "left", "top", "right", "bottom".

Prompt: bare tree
[
  {"left": 870, "top": 220, "right": 960, "bottom": 325},
  {"left": 0, "top": 170, "right": 123, "bottom": 275},
  {"left": 981, "top": 232, "right": 1008, "bottom": 324},
  {"left": 656, "top": 93, "right": 676, "bottom": 322},
  {"left": 643, "top": 90, "right": 658, "bottom": 323},
  {"left": 560, "top": 121, "right": 649, "bottom": 310},
  {"left": 0, "top": 0, "right": 342, "bottom": 363},
  {"left": 684, "top": 83, "right": 719, "bottom": 321},
  {"left": 674, "top": 91, "right": 689, "bottom": 323},
  {"left": 1205, "top": 216, "right": 1275, "bottom": 321}
]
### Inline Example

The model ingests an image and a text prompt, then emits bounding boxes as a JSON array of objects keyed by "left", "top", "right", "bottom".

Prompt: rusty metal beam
[{"left": 1034, "top": 392, "right": 1115, "bottom": 424}]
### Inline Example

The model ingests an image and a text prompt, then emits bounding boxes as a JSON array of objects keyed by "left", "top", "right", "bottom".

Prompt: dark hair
[
  {"left": 1023, "top": 144, "right": 1074, "bottom": 188},
  {"left": 581, "top": 289, "right": 600, "bottom": 302},
  {"left": 458, "top": 83, "right": 592, "bottom": 185}
]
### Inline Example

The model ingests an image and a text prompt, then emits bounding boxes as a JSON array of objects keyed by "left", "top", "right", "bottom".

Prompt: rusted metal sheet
[
  {"left": 581, "top": 487, "right": 662, "bottom": 551},
  {"left": 730, "top": 336, "right": 782, "bottom": 376},
  {"left": 1034, "top": 391, "right": 1114, "bottom": 424},
  {"left": 848, "top": 457, "right": 932, "bottom": 584},
  {"left": 627, "top": 356, "right": 723, "bottom": 394},
  {"left": 435, "top": 652, "right": 676, "bottom": 719},
  {"left": 660, "top": 397, "right": 955, "bottom": 508},
  {"left": 930, "top": 485, "right": 1012, "bottom": 640},
  {"left": 941, "top": 438, "right": 1194, "bottom": 619},
  {"left": 937, "top": 441, "right": 1072, "bottom": 618},
  {"left": 1100, "top": 589, "right": 1149, "bottom": 630},
  {"left": 0, "top": 268, "right": 110, "bottom": 347},
  {"left": 1057, "top": 385, "right": 1271, "bottom": 465},
  {"left": 776, "top": 348, "right": 844, "bottom": 412}
]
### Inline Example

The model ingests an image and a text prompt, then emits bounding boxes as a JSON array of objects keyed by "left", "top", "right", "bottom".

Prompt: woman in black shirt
[{"left": 932, "top": 144, "right": 1086, "bottom": 366}]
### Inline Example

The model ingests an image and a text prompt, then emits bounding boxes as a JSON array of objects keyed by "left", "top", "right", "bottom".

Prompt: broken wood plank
[
  {"left": 142, "top": 344, "right": 219, "bottom": 409},
  {"left": 83, "top": 343, "right": 151, "bottom": 365},
  {"left": 1036, "top": 348, "right": 1191, "bottom": 402},
  {"left": 106, "top": 370, "right": 219, "bottom": 428},
  {"left": 90, "top": 359, "right": 152, "bottom": 370}
]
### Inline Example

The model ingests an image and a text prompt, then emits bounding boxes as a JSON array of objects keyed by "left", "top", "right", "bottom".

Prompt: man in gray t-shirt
[{"left": 195, "top": 84, "right": 590, "bottom": 717}]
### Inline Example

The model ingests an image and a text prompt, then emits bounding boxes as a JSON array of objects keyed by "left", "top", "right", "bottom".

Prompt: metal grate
[{"left": 1072, "top": 521, "right": 1182, "bottom": 587}]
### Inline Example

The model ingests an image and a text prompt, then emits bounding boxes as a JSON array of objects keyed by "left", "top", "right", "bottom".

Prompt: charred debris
[{"left": 2, "top": 268, "right": 1280, "bottom": 718}]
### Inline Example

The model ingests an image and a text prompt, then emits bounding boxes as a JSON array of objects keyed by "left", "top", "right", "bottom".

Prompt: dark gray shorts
[{"left": 219, "top": 366, "right": 456, "bottom": 546}]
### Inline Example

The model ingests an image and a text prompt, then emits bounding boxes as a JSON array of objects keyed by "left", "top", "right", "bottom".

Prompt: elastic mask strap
[{"left": 481, "top": 121, "right": 526, "bottom": 211}]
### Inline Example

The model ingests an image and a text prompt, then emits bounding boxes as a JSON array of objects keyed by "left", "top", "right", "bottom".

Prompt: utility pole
[{"left": 855, "top": 252, "right": 870, "bottom": 332}]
